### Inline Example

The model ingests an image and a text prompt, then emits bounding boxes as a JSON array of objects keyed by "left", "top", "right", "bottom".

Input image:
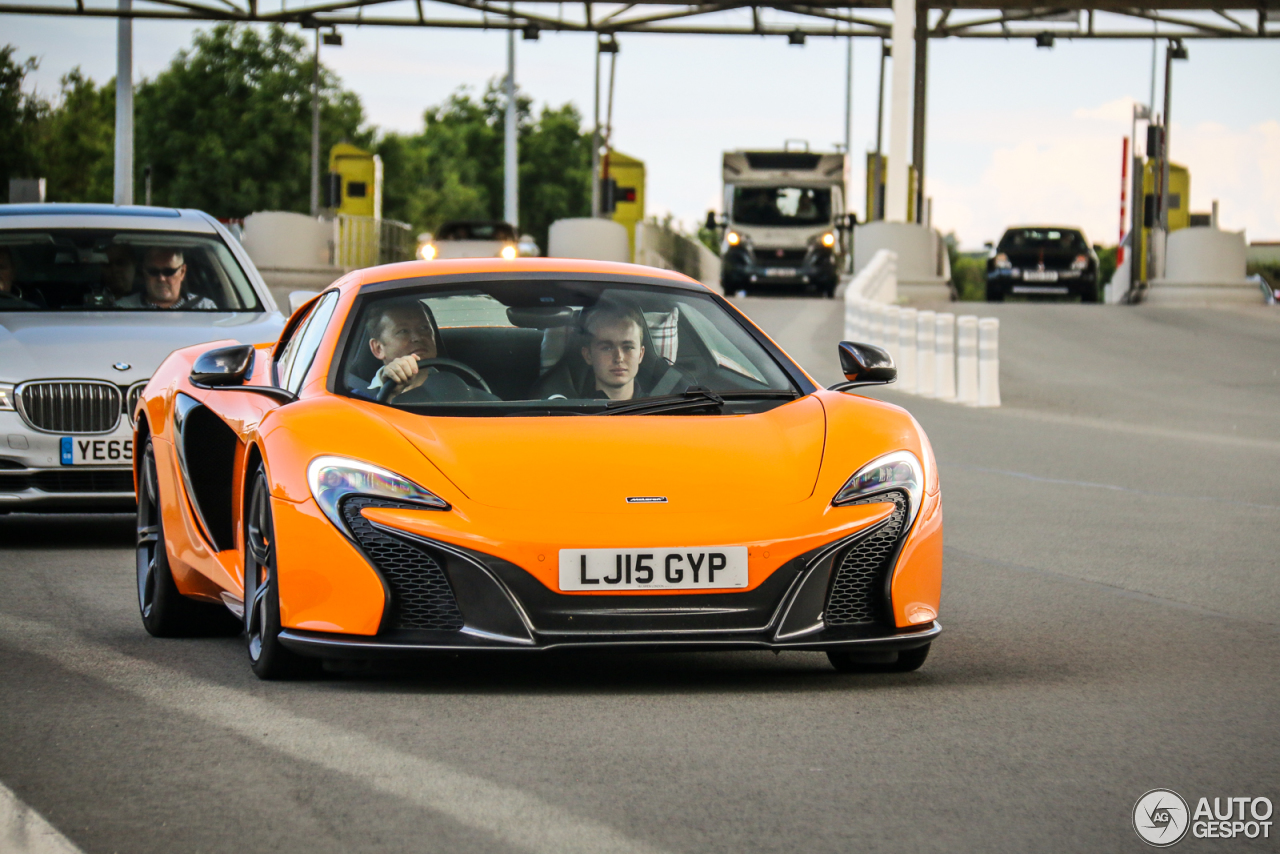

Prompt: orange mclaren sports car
[{"left": 133, "top": 258, "right": 941, "bottom": 679}]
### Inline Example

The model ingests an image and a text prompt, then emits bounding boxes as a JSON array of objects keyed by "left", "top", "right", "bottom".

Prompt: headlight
[
  {"left": 500, "top": 244, "right": 517, "bottom": 260},
  {"left": 307, "top": 455, "right": 449, "bottom": 533},
  {"left": 832, "top": 451, "right": 923, "bottom": 528},
  {"left": 726, "top": 231, "right": 741, "bottom": 247},
  {"left": 1071, "top": 254, "right": 1088, "bottom": 271},
  {"left": 0, "top": 383, "right": 13, "bottom": 411},
  {"left": 419, "top": 243, "right": 437, "bottom": 261},
  {"left": 821, "top": 232, "right": 836, "bottom": 248},
  {"left": 994, "top": 253, "right": 1012, "bottom": 269}
]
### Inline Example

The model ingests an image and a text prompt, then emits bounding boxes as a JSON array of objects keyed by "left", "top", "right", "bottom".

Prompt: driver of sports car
[{"left": 366, "top": 298, "right": 497, "bottom": 402}]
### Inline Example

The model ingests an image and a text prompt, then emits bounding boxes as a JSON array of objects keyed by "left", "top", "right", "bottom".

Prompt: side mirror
[
  {"left": 832, "top": 341, "right": 896, "bottom": 389},
  {"left": 983, "top": 241, "right": 994, "bottom": 250},
  {"left": 191, "top": 344, "right": 255, "bottom": 387},
  {"left": 1092, "top": 244, "right": 1102, "bottom": 253},
  {"left": 289, "top": 290, "right": 320, "bottom": 315},
  {"left": 704, "top": 211, "right": 719, "bottom": 232}
]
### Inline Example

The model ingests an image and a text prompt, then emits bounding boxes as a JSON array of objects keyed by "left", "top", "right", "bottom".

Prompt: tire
[
  {"left": 136, "top": 439, "right": 240, "bottom": 638},
  {"left": 985, "top": 282, "right": 1004, "bottom": 302},
  {"left": 1080, "top": 284, "right": 1099, "bottom": 303},
  {"left": 244, "top": 466, "right": 319, "bottom": 680},
  {"left": 827, "top": 642, "right": 930, "bottom": 674}
]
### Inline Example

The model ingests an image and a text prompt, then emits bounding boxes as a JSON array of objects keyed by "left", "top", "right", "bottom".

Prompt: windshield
[
  {"left": 998, "top": 229, "right": 1087, "bottom": 254},
  {"left": 436, "top": 222, "right": 517, "bottom": 242},
  {"left": 0, "top": 228, "right": 262, "bottom": 312},
  {"left": 337, "top": 280, "right": 801, "bottom": 416},
  {"left": 731, "top": 186, "right": 832, "bottom": 227}
]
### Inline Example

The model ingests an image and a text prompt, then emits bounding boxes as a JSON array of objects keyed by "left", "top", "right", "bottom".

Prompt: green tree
[
  {"left": 38, "top": 69, "right": 115, "bottom": 203},
  {"left": 0, "top": 46, "right": 48, "bottom": 191},
  {"left": 135, "top": 24, "right": 369, "bottom": 218}
]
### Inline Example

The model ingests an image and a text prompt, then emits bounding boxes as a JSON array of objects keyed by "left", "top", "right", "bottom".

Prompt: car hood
[
  {"left": 0, "top": 311, "right": 285, "bottom": 384},
  {"left": 382, "top": 396, "right": 828, "bottom": 512}
]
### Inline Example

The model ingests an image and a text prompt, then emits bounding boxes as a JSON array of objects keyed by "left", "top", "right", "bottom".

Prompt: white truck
[{"left": 709, "top": 148, "right": 849, "bottom": 298}]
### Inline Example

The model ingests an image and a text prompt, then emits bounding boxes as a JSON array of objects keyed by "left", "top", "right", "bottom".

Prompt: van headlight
[
  {"left": 419, "top": 243, "right": 437, "bottom": 261},
  {"left": 0, "top": 383, "right": 14, "bottom": 411},
  {"left": 832, "top": 451, "right": 923, "bottom": 528},
  {"left": 307, "top": 456, "right": 449, "bottom": 533}
]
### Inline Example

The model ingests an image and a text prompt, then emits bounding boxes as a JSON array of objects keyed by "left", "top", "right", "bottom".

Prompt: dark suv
[{"left": 986, "top": 226, "right": 1100, "bottom": 302}]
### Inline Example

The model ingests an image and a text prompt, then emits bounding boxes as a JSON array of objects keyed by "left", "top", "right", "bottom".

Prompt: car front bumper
[
  {"left": 275, "top": 506, "right": 941, "bottom": 659},
  {"left": 0, "top": 411, "right": 136, "bottom": 512}
]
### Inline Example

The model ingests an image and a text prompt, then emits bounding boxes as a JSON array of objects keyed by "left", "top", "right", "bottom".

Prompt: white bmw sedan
[{"left": 0, "top": 204, "right": 286, "bottom": 512}]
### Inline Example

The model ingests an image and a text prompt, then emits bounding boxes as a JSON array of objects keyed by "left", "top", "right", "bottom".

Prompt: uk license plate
[
  {"left": 60, "top": 436, "right": 134, "bottom": 465},
  {"left": 1022, "top": 270, "right": 1059, "bottom": 282},
  {"left": 559, "top": 547, "right": 749, "bottom": 591},
  {"left": 764, "top": 267, "right": 798, "bottom": 277}
]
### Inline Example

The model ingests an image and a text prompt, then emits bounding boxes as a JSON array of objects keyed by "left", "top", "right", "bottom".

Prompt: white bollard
[
  {"left": 955, "top": 315, "right": 979, "bottom": 405},
  {"left": 897, "top": 307, "right": 917, "bottom": 393},
  {"left": 851, "top": 299, "right": 867, "bottom": 342},
  {"left": 869, "top": 303, "right": 884, "bottom": 347},
  {"left": 977, "top": 317, "right": 1001, "bottom": 407},
  {"left": 915, "top": 310, "right": 936, "bottom": 398},
  {"left": 934, "top": 312, "right": 956, "bottom": 401},
  {"left": 882, "top": 305, "right": 901, "bottom": 363},
  {"left": 843, "top": 297, "right": 857, "bottom": 342}
]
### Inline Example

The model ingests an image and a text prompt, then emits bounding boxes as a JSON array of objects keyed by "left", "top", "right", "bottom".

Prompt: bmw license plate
[
  {"left": 764, "top": 267, "right": 798, "bottom": 278},
  {"left": 60, "top": 436, "right": 134, "bottom": 465},
  {"left": 559, "top": 547, "right": 749, "bottom": 591},
  {"left": 1022, "top": 270, "right": 1059, "bottom": 282}
]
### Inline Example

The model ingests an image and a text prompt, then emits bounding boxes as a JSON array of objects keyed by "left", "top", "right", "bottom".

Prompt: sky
[{"left": 7, "top": 9, "right": 1280, "bottom": 248}]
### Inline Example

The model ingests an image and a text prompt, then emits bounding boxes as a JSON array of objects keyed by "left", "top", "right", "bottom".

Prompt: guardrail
[
  {"left": 843, "top": 249, "right": 1000, "bottom": 407},
  {"left": 333, "top": 215, "right": 414, "bottom": 269}
]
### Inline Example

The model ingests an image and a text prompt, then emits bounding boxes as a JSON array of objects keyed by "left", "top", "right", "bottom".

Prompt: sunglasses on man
[{"left": 145, "top": 265, "right": 185, "bottom": 278}]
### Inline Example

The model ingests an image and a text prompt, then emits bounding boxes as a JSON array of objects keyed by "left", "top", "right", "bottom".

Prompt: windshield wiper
[{"left": 601, "top": 387, "right": 798, "bottom": 416}]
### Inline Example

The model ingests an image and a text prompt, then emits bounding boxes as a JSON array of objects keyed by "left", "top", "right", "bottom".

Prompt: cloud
[{"left": 927, "top": 99, "right": 1280, "bottom": 249}]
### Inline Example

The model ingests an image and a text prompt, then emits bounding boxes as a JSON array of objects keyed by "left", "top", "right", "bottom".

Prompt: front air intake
[
  {"left": 824, "top": 490, "right": 909, "bottom": 628},
  {"left": 341, "top": 496, "right": 464, "bottom": 632}
]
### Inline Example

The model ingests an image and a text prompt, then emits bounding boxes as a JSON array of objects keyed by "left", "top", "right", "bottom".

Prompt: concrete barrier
[
  {"left": 977, "top": 318, "right": 1001, "bottom": 407},
  {"left": 955, "top": 316, "right": 979, "bottom": 405},
  {"left": 882, "top": 305, "right": 901, "bottom": 363},
  {"left": 841, "top": 248, "right": 999, "bottom": 407},
  {"left": 934, "top": 312, "right": 956, "bottom": 401},
  {"left": 897, "top": 307, "right": 917, "bottom": 392},
  {"left": 915, "top": 310, "right": 936, "bottom": 398}
]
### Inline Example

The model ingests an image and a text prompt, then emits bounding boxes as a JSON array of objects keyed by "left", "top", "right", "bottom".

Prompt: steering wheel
[{"left": 377, "top": 357, "right": 492, "bottom": 403}]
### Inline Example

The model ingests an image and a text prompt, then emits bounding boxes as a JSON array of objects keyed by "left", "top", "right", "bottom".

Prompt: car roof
[
  {"left": 0, "top": 203, "right": 219, "bottom": 233},
  {"left": 1002, "top": 225, "right": 1085, "bottom": 233},
  {"left": 343, "top": 257, "right": 707, "bottom": 294}
]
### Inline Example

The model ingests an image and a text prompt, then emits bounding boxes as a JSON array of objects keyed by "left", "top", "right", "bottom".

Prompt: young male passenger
[
  {"left": 580, "top": 301, "right": 648, "bottom": 401},
  {"left": 116, "top": 247, "right": 216, "bottom": 309}
]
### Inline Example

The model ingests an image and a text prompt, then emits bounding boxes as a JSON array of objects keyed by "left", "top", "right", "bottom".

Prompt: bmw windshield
[
  {"left": 0, "top": 229, "right": 263, "bottom": 312},
  {"left": 335, "top": 279, "right": 804, "bottom": 415}
]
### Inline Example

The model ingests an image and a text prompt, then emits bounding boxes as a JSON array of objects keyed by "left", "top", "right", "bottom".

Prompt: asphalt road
[{"left": 2, "top": 299, "right": 1277, "bottom": 854}]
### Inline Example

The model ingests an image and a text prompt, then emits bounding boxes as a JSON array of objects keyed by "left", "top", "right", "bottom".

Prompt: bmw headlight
[
  {"left": 307, "top": 455, "right": 449, "bottom": 532},
  {"left": 0, "top": 383, "right": 14, "bottom": 411},
  {"left": 832, "top": 451, "right": 923, "bottom": 527}
]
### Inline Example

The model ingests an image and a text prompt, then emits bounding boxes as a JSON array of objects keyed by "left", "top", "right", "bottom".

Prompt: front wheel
[
  {"left": 827, "top": 643, "right": 930, "bottom": 673},
  {"left": 985, "top": 282, "right": 1004, "bottom": 302},
  {"left": 136, "top": 439, "right": 239, "bottom": 637},
  {"left": 1079, "top": 284, "right": 1100, "bottom": 303},
  {"left": 244, "top": 466, "right": 318, "bottom": 680}
]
